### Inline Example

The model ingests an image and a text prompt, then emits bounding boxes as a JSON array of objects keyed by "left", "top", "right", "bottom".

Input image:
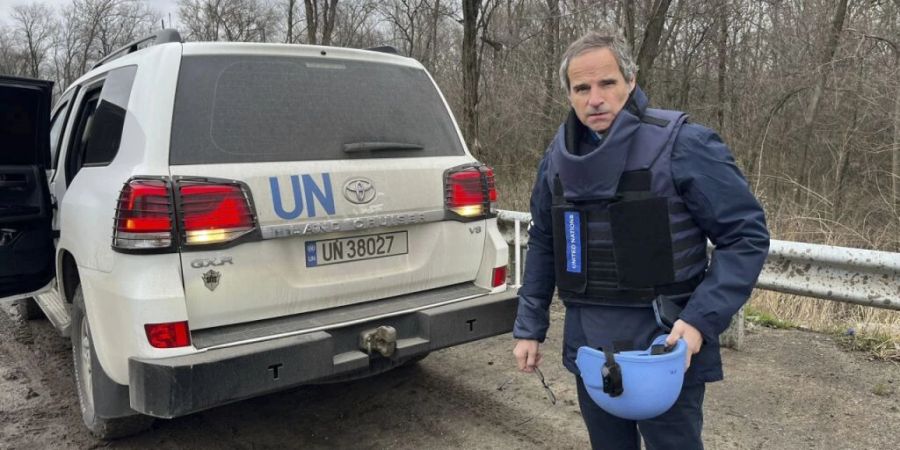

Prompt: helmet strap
[{"left": 600, "top": 348, "right": 624, "bottom": 397}]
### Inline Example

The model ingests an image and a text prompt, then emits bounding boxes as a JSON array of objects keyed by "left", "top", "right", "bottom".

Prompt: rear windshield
[{"left": 169, "top": 55, "right": 465, "bottom": 164}]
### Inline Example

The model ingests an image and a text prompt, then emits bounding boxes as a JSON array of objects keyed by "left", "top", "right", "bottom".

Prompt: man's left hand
[{"left": 665, "top": 319, "right": 703, "bottom": 370}]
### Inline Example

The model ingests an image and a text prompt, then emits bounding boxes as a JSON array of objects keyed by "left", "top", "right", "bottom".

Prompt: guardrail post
[
  {"left": 514, "top": 219, "right": 521, "bottom": 287},
  {"left": 720, "top": 307, "right": 745, "bottom": 350}
]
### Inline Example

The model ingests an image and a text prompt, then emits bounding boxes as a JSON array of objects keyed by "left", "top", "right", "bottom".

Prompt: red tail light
[
  {"left": 178, "top": 181, "right": 255, "bottom": 246},
  {"left": 113, "top": 177, "right": 258, "bottom": 252},
  {"left": 492, "top": 265, "right": 507, "bottom": 287},
  {"left": 445, "top": 165, "right": 498, "bottom": 219},
  {"left": 113, "top": 179, "right": 174, "bottom": 249},
  {"left": 145, "top": 321, "right": 191, "bottom": 348}
]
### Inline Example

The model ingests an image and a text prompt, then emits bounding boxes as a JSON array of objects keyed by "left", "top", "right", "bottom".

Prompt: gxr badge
[{"left": 202, "top": 270, "right": 221, "bottom": 291}]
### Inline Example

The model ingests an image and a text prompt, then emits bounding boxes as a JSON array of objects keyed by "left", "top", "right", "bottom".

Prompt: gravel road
[{"left": 1, "top": 300, "right": 897, "bottom": 449}]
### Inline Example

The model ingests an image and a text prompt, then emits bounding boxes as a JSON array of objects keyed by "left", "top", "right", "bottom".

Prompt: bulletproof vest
[{"left": 546, "top": 106, "right": 708, "bottom": 307}]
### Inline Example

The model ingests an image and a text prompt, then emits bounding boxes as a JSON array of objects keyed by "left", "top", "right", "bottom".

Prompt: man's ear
[{"left": 628, "top": 79, "right": 636, "bottom": 93}]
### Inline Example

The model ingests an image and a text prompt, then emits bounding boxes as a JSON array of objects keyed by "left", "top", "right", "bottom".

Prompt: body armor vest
[{"left": 546, "top": 103, "right": 708, "bottom": 306}]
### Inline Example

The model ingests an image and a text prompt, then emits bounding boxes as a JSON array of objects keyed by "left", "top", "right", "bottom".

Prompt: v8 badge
[{"left": 202, "top": 270, "right": 221, "bottom": 291}]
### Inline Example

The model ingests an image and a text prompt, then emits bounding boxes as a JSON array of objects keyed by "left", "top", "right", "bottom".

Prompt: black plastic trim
[{"left": 128, "top": 288, "right": 518, "bottom": 418}]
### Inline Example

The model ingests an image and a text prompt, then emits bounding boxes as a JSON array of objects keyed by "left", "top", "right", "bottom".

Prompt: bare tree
[
  {"left": 11, "top": 3, "right": 57, "bottom": 79},
  {"left": 542, "top": 0, "right": 560, "bottom": 120},
  {"left": 94, "top": 1, "right": 160, "bottom": 55},
  {"left": 304, "top": 0, "right": 340, "bottom": 45},
  {"left": 796, "top": 0, "right": 849, "bottom": 202},
  {"left": 635, "top": 0, "right": 672, "bottom": 91},
  {"left": 73, "top": 0, "right": 118, "bottom": 74},
  {"left": 379, "top": 0, "right": 428, "bottom": 57},
  {"left": 0, "top": 27, "right": 30, "bottom": 76},
  {"left": 178, "top": 0, "right": 279, "bottom": 42},
  {"left": 287, "top": 0, "right": 297, "bottom": 43},
  {"left": 329, "top": 0, "right": 382, "bottom": 48},
  {"left": 461, "top": 0, "right": 499, "bottom": 151},
  {"left": 50, "top": 4, "right": 83, "bottom": 90},
  {"left": 716, "top": 0, "right": 728, "bottom": 132}
]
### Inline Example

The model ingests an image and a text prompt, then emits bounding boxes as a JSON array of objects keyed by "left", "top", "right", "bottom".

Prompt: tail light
[
  {"left": 113, "top": 177, "right": 258, "bottom": 252},
  {"left": 445, "top": 164, "right": 497, "bottom": 219},
  {"left": 492, "top": 265, "right": 507, "bottom": 288},
  {"left": 177, "top": 181, "right": 256, "bottom": 246},
  {"left": 145, "top": 321, "right": 191, "bottom": 348},
  {"left": 113, "top": 179, "right": 175, "bottom": 250}
]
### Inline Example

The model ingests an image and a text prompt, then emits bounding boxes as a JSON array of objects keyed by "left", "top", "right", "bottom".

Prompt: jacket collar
[{"left": 564, "top": 85, "right": 648, "bottom": 154}]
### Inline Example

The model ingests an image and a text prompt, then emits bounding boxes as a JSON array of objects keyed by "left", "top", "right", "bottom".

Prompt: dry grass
[{"left": 749, "top": 290, "right": 900, "bottom": 361}]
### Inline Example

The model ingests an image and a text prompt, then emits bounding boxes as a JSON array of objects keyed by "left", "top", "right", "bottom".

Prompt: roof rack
[
  {"left": 365, "top": 46, "right": 400, "bottom": 55},
  {"left": 91, "top": 29, "right": 182, "bottom": 71}
]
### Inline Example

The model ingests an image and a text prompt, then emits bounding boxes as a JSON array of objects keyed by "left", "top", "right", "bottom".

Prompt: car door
[{"left": 0, "top": 76, "right": 55, "bottom": 299}]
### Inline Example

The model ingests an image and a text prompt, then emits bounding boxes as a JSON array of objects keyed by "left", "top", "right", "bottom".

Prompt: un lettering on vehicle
[{"left": 270, "top": 173, "right": 336, "bottom": 219}]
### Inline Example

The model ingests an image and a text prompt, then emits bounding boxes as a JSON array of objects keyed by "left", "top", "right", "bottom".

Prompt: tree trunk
[
  {"left": 542, "top": 0, "right": 560, "bottom": 121},
  {"left": 321, "top": 0, "right": 339, "bottom": 46},
  {"left": 304, "top": 0, "right": 318, "bottom": 44},
  {"left": 287, "top": 0, "right": 295, "bottom": 43},
  {"left": 716, "top": 0, "right": 728, "bottom": 132},
  {"left": 796, "top": 0, "right": 849, "bottom": 202},
  {"left": 623, "top": 0, "right": 635, "bottom": 53},
  {"left": 894, "top": 75, "right": 900, "bottom": 216},
  {"left": 636, "top": 0, "right": 672, "bottom": 91},
  {"left": 430, "top": 0, "right": 441, "bottom": 67},
  {"left": 462, "top": 0, "right": 481, "bottom": 150},
  {"left": 833, "top": 38, "right": 868, "bottom": 219}
]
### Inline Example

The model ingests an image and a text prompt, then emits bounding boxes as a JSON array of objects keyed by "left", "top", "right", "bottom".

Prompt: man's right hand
[{"left": 513, "top": 339, "right": 542, "bottom": 372}]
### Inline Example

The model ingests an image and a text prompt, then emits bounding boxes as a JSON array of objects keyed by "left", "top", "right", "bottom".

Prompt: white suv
[{"left": 0, "top": 30, "right": 515, "bottom": 439}]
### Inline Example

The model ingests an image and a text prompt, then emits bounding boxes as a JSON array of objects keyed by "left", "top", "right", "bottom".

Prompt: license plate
[{"left": 305, "top": 231, "right": 408, "bottom": 267}]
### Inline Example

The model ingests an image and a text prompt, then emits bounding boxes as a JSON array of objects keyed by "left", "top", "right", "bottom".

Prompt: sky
[{"left": 1, "top": 0, "right": 182, "bottom": 27}]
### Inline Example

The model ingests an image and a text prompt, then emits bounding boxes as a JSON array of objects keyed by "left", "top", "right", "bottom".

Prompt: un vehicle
[{"left": 0, "top": 30, "right": 516, "bottom": 439}]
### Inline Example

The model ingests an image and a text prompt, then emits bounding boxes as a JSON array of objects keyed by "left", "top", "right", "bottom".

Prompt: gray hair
[{"left": 558, "top": 28, "right": 638, "bottom": 94}]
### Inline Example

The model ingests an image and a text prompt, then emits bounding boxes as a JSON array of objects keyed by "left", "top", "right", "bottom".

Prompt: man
[{"left": 512, "top": 29, "right": 769, "bottom": 449}]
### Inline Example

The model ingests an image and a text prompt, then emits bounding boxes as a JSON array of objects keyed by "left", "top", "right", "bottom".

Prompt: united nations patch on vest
[{"left": 564, "top": 211, "right": 582, "bottom": 272}]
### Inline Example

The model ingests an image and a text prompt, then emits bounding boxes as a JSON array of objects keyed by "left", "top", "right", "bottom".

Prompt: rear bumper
[{"left": 128, "top": 288, "right": 518, "bottom": 418}]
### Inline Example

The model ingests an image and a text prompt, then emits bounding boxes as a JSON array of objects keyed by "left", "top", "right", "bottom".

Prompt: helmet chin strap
[{"left": 601, "top": 348, "right": 624, "bottom": 397}]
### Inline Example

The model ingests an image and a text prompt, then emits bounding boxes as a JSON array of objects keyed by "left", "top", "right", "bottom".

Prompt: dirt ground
[{"left": 1, "top": 300, "right": 898, "bottom": 449}]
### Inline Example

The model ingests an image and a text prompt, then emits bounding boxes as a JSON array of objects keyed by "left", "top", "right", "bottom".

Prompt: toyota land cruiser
[{"left": 0, "top": 29, "right": 516, "bottom": 439}]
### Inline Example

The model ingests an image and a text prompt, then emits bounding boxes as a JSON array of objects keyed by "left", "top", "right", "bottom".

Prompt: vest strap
[{"left": 562, "top": 274, "right": 704, "bottom": 306}]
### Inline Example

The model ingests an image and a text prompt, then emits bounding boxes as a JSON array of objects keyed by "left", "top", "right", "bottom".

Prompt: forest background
[{"left": 1, "top": 0, "right": 898, "bottom": 353}]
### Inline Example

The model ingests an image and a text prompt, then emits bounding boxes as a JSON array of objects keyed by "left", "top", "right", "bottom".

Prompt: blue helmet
[{"left": 575, "top": 335, "right": 687, "bottom": 420}]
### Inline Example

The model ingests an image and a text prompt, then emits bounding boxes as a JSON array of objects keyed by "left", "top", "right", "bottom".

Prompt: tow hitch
[{"left": 359, "top": 325, "right": 397, "bottom": 357}]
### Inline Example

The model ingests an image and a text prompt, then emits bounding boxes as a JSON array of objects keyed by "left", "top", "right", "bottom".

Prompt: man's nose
[{"left": 588, "top": 89, "right": 604, "bottom": 107}]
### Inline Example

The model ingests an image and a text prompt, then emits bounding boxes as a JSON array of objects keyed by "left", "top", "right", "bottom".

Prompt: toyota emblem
[{"left": 343, "top": 178, "right": 376, "bottom": 204}]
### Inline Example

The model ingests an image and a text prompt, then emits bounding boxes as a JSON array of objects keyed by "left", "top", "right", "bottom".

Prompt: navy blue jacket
[{"left": 513, "top": 88, "right": 770, "bottom": 384}]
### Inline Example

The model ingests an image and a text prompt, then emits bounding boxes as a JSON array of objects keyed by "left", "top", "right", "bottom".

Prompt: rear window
[{"left": 169, "top": 55, "right": 465, "bottom": 165}]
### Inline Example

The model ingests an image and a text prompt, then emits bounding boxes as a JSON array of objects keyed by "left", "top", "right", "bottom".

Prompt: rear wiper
[{"left": 342, "top": 142, "right": 424, "bottom": 153}]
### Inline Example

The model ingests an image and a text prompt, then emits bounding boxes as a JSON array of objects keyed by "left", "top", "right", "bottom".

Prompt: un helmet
[{"left": 575, "top": 335, "right": 687, "bottom": 420}]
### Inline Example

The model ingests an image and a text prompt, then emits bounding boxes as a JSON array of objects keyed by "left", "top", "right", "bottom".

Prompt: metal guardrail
[{"left": 497, "top": 209, "right": 900, "bottom": 311}]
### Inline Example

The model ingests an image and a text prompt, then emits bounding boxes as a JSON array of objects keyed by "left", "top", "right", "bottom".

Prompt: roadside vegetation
[{"left": 748, "top": 292, "right": 900, "bottom": 362}]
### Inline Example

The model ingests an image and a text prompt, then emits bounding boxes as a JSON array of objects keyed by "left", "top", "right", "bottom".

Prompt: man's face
[{"left": 567, "top": 48, "right": 636, "bottom": 133}]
